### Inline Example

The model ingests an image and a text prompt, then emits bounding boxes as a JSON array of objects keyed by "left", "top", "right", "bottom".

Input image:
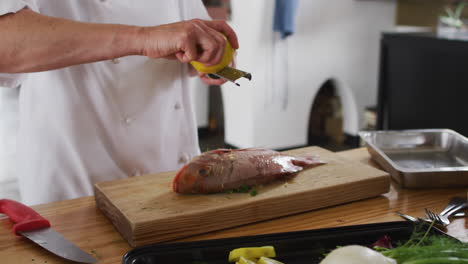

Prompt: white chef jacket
[{"left": 0, "top": 0, "right": 209, "bottom": 205}]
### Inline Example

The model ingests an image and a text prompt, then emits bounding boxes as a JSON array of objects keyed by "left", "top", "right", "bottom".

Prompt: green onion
[{"left": 403, "top": 257, "right": 468, "bottom": 264}]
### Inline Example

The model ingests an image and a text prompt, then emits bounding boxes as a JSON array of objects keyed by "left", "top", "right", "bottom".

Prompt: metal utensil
[
  {"left": 0, "top": 199, "right": 98, "bottom": 263},
  {"left": 425, "top": 198, "right": 468, "bottom": 226},
  {"left": 208, "top": 67, "right": 252, "bottom": 86},
  {"left": 395, "top": 211, "right": 462, "bottom": 243},
  {"left": 441, "top": 197, "right": 467, "bottom": 218},
  {"left": 440, "top": 197, "right": 466, "bottom": 215},
  {"left": 395, "top": 211, "right": 418, "bottom": 222},
  {"left": 425, "top": 208, "right": 450, "bottom": 226},
  {"left": 395, "top": 211, "right": 432, "bottom": 224}
]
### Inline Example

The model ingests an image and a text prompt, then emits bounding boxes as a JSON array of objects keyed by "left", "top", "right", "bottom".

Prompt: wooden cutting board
[{"left": 94, "top": 147, "right": 390, "bottom": 247}]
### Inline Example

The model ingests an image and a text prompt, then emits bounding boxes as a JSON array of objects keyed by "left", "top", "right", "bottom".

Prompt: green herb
[
  {"left": 227, "top": 185, "right": 260, "bottom": 196},
  {"left": 249, "top": 188, "right": 258, "bottom": 196},
  {"left": 235, "top": 185, "right": 251, "bottom": 193},
  {"left": 376, "top": 223, "right": 468, "bottom": 264},
  {"left": 403, "top": 257, "right": 468, "bottom": 264}
]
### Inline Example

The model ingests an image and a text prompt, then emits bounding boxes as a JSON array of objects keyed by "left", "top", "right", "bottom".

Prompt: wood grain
[
  {"left": 94, "top": 147, "right": 390, "bottom": 246},
  {"left": 0, "top": 148, "right": 466, "bottom": 264}
]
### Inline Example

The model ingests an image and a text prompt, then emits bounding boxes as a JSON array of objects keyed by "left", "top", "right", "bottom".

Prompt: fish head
[{"left": 172, "top": 158, "right": 215, "bottom": 193}]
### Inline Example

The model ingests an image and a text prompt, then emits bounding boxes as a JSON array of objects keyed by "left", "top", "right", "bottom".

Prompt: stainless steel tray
[{"left": 359, "top": 129, "right": 468, "bottom": 188}]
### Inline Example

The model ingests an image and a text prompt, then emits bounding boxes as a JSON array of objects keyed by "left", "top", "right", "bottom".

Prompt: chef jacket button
[
  {"left": 174, "top": 102, "right": 182, "bottom": 110},
  {"left": 111, "top": 58, "right": 121, "bottom": 64},
  {"left": 178, "top": 153, "right": 189, "bottom": 164},
  {"left": 123, "top": 117, "right": 133, "bottom": 125}
]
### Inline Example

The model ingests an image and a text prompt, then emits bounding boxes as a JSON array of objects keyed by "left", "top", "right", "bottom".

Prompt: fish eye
[{"left": 198, "top": 168, "right": 209, "bottom": 176}]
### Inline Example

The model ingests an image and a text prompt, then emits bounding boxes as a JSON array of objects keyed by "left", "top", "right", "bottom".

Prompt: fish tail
[{"left": 292, "top": 155, "right": 326, "bottom": 168}]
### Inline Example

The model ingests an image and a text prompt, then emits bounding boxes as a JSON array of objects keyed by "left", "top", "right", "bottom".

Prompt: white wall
[{"left": 224, "top": 0, "right": 396, "bottom": 149}]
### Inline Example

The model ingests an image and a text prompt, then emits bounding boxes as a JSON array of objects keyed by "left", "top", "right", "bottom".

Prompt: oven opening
[{"left": 307, "top": 79, "right": 348, "bottom": 151}]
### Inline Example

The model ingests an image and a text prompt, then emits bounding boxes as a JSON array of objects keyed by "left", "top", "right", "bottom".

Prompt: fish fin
[
  {"left": 292, "top": 155, "right": 326, "bottom": 168},
  {"left": 227, "top": 147, "right": 267, "bottom": 152},
  {"left": 206, "top": 147, "right": 268, "bottom": 155},
  {"left": 288, "top": 165, "right": 304, "bottom": 173},
  {"left": 206, "top": 148, "right": 233, "bottom": 154}
]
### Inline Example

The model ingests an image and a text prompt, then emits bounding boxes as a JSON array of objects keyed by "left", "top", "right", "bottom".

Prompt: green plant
[{"left": 440, "top": 2, "right": 467, "bottom": 28}]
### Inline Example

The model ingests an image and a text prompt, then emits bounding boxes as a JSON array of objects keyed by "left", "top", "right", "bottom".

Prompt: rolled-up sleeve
[
  {"left": 0, "top": 73, "right": 27, "bottom": 88},
  {"left": 0, "top": 1, "right": 38, "bottom": 88},
  {"left": 0, "top": 0, "right": 38, "bottom": 15}
]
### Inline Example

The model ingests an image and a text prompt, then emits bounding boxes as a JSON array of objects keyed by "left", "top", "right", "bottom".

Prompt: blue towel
[{"left": 273, "top": 0, "right": 299, "bottom": 39}]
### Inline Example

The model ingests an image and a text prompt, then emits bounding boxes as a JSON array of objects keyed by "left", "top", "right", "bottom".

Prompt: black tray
[{"left": 122, "top": 221, "right": 442, "bottom": 264}]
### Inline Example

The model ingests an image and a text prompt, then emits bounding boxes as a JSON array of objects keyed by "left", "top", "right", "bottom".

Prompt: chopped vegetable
[
  {"left": 236, "top": 256, "right": 257, "bottom": 264},
  {"left": 249, "top": 188, "right": 258, "bottom": 197},
  {"left": 229, "top": 246, "right": 276, "bottom": 262},
  {"left": 227, "top": 185, "right": 259, "bottom": 196},
  {"left": 257, "top": 256, "right": 285, "bottom": 264},
  {"left": 232, "top": 185, "right": 253, "bottom": 194},
  {"left": 373, "top": 235, "right": 393, "bottom": 249}
]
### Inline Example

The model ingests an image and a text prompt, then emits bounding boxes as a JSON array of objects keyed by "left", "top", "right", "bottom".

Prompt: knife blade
[
  {"left": 207, "top": 66, "right": 252, "bottom": 86},
  {"left": 0, "top": 199, "right": 98, "bottom": 263}
]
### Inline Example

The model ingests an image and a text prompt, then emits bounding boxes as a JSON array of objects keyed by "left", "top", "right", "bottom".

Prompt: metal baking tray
[{"left": 359, "top": 129, "right": 468, "bottom": 188}]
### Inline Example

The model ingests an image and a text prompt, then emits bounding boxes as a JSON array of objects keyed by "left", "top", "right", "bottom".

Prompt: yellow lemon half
[{"left": 190, "top": 38, "right": 235, "bottom": 74}]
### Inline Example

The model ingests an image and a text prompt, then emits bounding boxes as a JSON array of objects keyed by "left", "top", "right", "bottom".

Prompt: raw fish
[{"left": 172, "top": 148, "right": 325, "bottom": 194}]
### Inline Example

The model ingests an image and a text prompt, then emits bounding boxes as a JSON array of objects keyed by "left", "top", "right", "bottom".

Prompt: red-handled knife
[{"left": 0, "top": 199, "right": 98, "bottom": 263}]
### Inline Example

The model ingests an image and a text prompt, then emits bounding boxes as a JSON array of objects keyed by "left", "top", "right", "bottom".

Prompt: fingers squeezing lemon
[{"left": 190, "top": 38, "right": 235, "bottom": 74}]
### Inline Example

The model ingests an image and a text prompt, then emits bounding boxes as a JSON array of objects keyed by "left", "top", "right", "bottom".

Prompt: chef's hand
[
  {"left": 139, "top": 19, "right": 238, "bottom": 67},
  {"left": 198, "top": 72, "right": 227, "bottom": 86}
]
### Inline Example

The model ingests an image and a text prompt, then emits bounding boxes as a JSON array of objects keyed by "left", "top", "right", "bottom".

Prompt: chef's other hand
[
  {"left": 198, "top": 72, "right": 226, "bottom": 86},
  {"left": 139, "top": 19, "right": 238, "bottom": 67}
]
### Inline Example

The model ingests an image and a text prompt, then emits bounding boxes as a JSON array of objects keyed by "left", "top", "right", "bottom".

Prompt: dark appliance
[{"left": 377, "top": 32, "right": 468, "bottom": 137}]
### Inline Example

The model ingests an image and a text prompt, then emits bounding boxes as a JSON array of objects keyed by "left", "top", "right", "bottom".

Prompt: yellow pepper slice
[
  {"left": 237, "top": 256, "right": 257, "bottom": 264},
  {"left": 228, "top": 246, "right": 276, "bottom": 262},
  {"left": 258, "top": 256, "right": 285, "bottom": 264}
]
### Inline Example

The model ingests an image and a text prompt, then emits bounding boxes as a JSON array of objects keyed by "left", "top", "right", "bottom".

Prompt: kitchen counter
[{"left": 0, "top": 148, "right": 466, "bottom": 264}]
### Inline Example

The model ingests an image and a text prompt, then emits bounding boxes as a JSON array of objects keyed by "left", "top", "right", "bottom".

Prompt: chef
[{"left": 0, "top": 0, "right": 238, "bottom": 205}]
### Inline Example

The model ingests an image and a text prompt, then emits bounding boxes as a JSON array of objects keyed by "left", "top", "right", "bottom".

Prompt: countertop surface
[{"left": 0, "top": 148, "right": 466, "bottom": 264}]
